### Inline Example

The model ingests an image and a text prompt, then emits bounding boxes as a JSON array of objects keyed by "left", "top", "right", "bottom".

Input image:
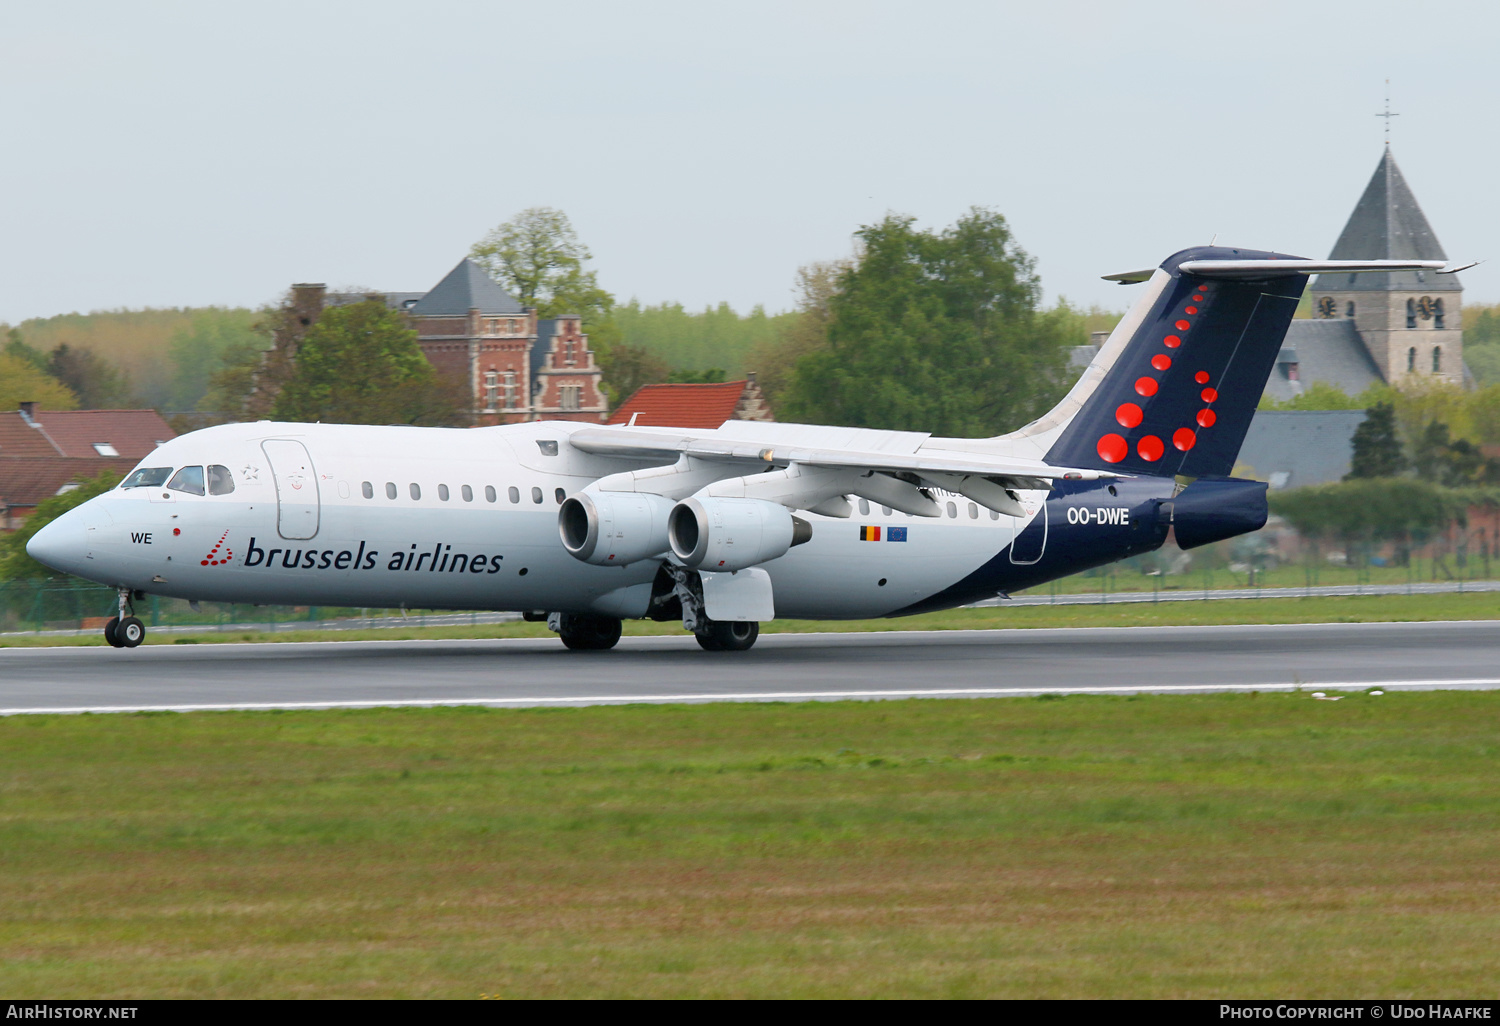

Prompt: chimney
[
  {"left": 19, "top": 402, "right": 35, "bottom": 423},
  {"left": 290, "top": 283, "right": 327, "bottom": 329}
]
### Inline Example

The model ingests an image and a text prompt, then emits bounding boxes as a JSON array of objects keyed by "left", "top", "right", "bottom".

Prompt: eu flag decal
[
  {"left": 887, "top": 526, "right": 908, "bottom": 542},
  {"left": 858, "top": 525, "right": 881, "bottom": 541}
]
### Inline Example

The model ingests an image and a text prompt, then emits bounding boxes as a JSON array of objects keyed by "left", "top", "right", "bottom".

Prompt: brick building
[{"left": 253, "top": 258, "right": 608, "bottom": 425}]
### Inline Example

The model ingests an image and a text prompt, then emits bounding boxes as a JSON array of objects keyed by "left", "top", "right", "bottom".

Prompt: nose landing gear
[{"left": 104, "top": 589, "right": 146, "bottom": 649}]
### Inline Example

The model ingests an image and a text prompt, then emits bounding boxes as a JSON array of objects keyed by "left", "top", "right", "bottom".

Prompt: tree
[
  {"left": 271, "top": 301, "right": 466, "bottom": 426},
  {"left": 46, "top": 344, "right": 134, "bottom": 409},
  {"left": 1409, "top": 420, "right": 1499, "bottom": 486},
  {"left": 0, "top": 469, "right": 120, "bottom": 580},
  {"left": 4, "top": 328, "right": 49, "bottom": 371},
  {"left": 748, "top": 260, "right": 847, "bottom": 407},
  {"left": 1270, "top": 477, "right": 1463, "bottom": 565},
  {"left": 0, "top": 352, "right": 78, "bottom": 411},
  {"left": 595, "top": 341, "right": 669, "bottom": 409},
  {"left": 1347, "top": 402, "right": 1406, "bottom": 479},
  {"left": 470, "top": 207, "right": 611, "bottom": 320},
  {"left": 778, "top": 208, "right": 1072, "bottom": 436},
  {"left": 166, "top": 309, "right": 262, "bottom": 410}
]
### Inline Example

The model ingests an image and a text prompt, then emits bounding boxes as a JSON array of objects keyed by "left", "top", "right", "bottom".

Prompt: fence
[{"left": 0, "top": 579, "right": 517, "bottom": 637}]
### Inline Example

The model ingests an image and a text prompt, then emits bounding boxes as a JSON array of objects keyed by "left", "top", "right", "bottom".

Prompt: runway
[{"left": 3, "top": 620, "right": 1500, "bottom": 715}]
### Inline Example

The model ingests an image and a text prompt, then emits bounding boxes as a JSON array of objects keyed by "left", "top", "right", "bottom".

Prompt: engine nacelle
[
  {"left": 668, "top": 497, "right": 812, "bottom": 572},
  {"left": 558, "top": 491, "right": 675, "bottom": 565}
]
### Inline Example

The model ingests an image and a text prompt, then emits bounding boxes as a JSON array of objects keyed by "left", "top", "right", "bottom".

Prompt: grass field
[
  {"left": 2, "top": 589, "right": 1499, "bottom": 647},
  {"left": 1, "top": 691, "right": 1498, "bottom": 997}
]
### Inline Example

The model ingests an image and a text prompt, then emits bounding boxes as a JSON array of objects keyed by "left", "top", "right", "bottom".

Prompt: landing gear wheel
[
  {"left": 558, "top": 615, "right": 622, "bottom": 651},
  {"left": 116, "top": 616, "right": 146, "bottom": 648},
  {"left": 103, "top": 616, "right": 125, "bottom": 648},
  {"left": 696, "top": 620, "right": 759, "bottom": 652}
]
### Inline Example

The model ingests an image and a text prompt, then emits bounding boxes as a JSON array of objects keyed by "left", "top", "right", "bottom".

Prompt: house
[
  {"left": 0, "top": 404, "right": 172, "bottom": 529},
  {"left": 1236, "top": 409, "right": 1368, "bottom": 489},
  {"left": 252, "top": 258, "right": 608, "bottom": 425},
  {"left": 606, "top": 376, "right": 774, "bottom": 429}
]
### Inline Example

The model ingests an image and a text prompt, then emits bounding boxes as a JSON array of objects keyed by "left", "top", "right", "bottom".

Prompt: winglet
[{"left": 1101, "top": 268, "right": 1156, "bottom": 284}]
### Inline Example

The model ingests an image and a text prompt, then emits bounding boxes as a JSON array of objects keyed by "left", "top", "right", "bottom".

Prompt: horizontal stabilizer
[{"left": 1176, "top": 258, "right": 1446, "bottom": 279}]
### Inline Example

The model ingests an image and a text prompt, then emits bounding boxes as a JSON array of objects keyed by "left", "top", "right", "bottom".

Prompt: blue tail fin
[{"left": 1045, "top": 246, "right": 1308, "bottom": 478}]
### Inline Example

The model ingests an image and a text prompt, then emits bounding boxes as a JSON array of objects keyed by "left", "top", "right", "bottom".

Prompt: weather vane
[{"left": 1375, "top": 79, "right": 1399, "bottom": 144}]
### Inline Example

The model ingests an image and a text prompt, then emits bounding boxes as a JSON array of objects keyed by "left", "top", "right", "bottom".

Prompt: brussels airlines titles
[{"left": 239, "top": 538, "right": 506, "bottom": 575}]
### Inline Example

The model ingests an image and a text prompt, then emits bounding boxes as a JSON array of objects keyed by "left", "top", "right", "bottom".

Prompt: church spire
[{"left": 1318, "top": 148, "right": 1458, "bottom": 293}]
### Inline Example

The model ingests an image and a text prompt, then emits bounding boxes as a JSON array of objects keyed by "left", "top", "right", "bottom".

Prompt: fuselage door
[
  {"left": 1009, "top": 500, "right": 1047, "bottom": 565},
  {"left": 262, "top": 439, "right": 320, "bottom": 540}
]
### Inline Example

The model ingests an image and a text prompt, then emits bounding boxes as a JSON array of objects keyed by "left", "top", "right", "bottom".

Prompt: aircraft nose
[{"left": 25, "top": 507, "right": 91, "bottom": 576}]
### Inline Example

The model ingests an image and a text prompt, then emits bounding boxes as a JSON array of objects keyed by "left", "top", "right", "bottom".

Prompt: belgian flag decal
[{"left": 858, "top": 525, "right": 881, "bottom": 541}]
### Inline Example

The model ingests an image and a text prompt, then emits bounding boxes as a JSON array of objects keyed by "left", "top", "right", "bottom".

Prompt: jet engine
[
  {"left": 558, "top": 491, "right": 675, "bottom": 565},
  {"left": 668, "top": 497, "right": 812, "bottom": 572}
]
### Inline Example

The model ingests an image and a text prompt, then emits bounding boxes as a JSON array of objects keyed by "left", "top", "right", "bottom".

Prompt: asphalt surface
[{"left": 2, "top": 620, "right": 1499, "bottom": 714}]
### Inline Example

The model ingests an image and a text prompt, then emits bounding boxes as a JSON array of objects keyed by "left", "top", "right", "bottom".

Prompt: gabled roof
[
  {"left": 408, "top": 258, "right": 526, "bottom": 316},
  {"left": 1314, "top": 147, "right": 1459, "bottom": 293},
  {"left": 1262, "top": 320, "right": 1386, "bottom": 404},
  {"left": 532, "top": 319, "right": 558, "bottom": 382},
  {"left": 31, "top": 409, "right": 174, "bottom": 459},
  {"left": 0, "top": 409, "right": 174, "bottom": 460},
  {"left": 1237, "top": 410, "right": 1367, "bottom": 489},
  {"left": 0, "top": 456, "right": 136, "bottom": 509},
  {"left": 0, "top": 415, "right": 62, "bottom": 457},
  {"left": 607, "top": 380, "right": 761, "bottom": 428}
]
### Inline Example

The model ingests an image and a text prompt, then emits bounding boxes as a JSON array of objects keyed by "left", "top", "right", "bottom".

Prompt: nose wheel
[{"left": 104, "top": 590, "right": 146, "bottom": 649}]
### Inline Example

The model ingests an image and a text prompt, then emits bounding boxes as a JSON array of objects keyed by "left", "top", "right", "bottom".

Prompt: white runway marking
[{"left": 4, "top": 678, "right": 1495, "bottom": 716}]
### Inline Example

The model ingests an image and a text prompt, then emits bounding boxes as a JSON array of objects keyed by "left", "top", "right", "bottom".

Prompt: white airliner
[{"left": 27, "top": 247, "right": 1449, "bottom": 651}]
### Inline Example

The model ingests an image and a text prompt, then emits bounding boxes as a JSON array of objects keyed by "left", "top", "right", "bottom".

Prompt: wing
[{"left": 566, "top": 421, "right": 1113, "bottom": 518}]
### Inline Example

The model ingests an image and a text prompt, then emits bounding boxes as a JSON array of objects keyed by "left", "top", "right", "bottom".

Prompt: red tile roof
[
  {"left": 0, "top": 457, "right": 136, "bottom": 510},
  {"left": 30, "top": 409, "right": 174, "bottom": 459},
  {"left": 0, "top": 416, "right": 62, "bottom": 457},
  {"left": 607, "top": 381, "right": 754, "bottom": 429}
]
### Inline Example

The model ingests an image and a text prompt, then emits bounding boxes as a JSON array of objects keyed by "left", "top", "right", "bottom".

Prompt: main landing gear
[
  {"left": 544, "top": 566, "right": 763, "bottom": 653},
  {"left": 666, "top": 565, "right": 761, "bottom": 652},
  {"left": 549, "top": 613, "right": 623, "bottom": 651},
  {"left": 104, "top": 589, "right": 146, "bottom": 649},
  {"left": 695, "top": 620, "right": 759, "bottom": 652}
]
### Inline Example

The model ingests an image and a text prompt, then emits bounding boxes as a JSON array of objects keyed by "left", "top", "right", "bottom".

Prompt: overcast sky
[{"left": 2, "top": 0, "right": 1496, "bottom": 325}]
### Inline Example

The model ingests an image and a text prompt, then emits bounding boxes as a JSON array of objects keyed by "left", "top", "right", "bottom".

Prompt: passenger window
[
  {"left": 120, "top": 467, "right": 173, "bottom": 489},
  {"left": 968, "top": 502, "right": 979, "bottom": 519},
  {"left": 882, "top": 506, "right": 892, "bottom": 516},
  {"left": 990, "top": 509, "right": 1000, "bottom": 521},
  {"left": 858, "top": 499, "right": 870, "bottom": 516},
  {"left": 409, "top": 483, "right": 421, "bottom": 500},
  {"left": 508, "top": 486, "right": 520, "bottom": 504},
  {"left": 555, "top": 487, "right": 566, "bottom": 504},
  {"left": 362, "top": 481, "right": 374, "bottom": 499},
  {"left": 531, "top": 487, "right": 543, "bottom": 504},
  {"left": 167, "top": 466, "right": 206, "bottom": 496},
  {"left": 486, "top": 486, "right": 497, "bottom": 503},
  {"left": 207, "top": 465, "right": 235, "bottom": 495},
  {"left": 438, "top": 484, "right": 450, "bottom": 501},
  {"left": 386, "top": 482, "right": 397, "bottom": 499},
  {"left": 946, "top": 501, "right": 957, "bottom": 518},
  {"left": 462, "top": 485, "right": 473, "bottom": 502}
]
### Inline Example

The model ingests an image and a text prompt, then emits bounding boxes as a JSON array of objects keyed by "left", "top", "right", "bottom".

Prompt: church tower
[{"left": 1308, "top": 147, "right": 1462, "bottom": 386}]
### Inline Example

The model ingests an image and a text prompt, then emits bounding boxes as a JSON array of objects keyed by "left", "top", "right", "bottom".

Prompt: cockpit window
[
  {"left": 207, "top": 464, "right": 235, "bottom": 495},
  {"left": 167, "top": 466, "right": 206, "bottom": 496},
  {"left": 120, "top": 467, "right": 173, "bottom": 489}
]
